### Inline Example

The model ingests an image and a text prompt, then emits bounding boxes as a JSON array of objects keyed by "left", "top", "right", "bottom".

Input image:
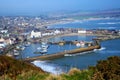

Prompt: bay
[
  {"left": 48, "top": 18, "right": 120, "bottom": 29},
  {"left": 21, "top": 17, "right": 120, "bottom": 74},
  {"left": 21, "top": 36, "right": 120, "bottom": 74}
]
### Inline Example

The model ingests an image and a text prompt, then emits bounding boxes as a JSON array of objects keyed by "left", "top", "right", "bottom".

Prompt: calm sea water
[
  {"left": 22, "top": 18, "right": 120, "bottom": 74},
  {"left": 21, "top": 36, "right": 95, "bottom": 58},
  {"left": 22, "top": 37, "right": 120, "bottom": 74},
  {"left": 48, "top": 18, "right": 120, "bottom": 29}
]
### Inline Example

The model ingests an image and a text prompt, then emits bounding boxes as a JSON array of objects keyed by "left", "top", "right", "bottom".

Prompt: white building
[
  {"left": 42, "top": 32, "right": 54, "bottom": 37},
  {"left": 5, "top": 38, "right": 14, "bottom": 45},
  {"left": 78, "top": 29, "right": 86, "bottom": 34},
  {"left": 0, "top": 38, "right": 6, "bottom": 48},
  {"left": 119, "top": 30, "right": 120, "bottom": 34},
  {"left": 54, "top": 30, "right": 61, "bottom": 35},
  {"left": 1, "top": 30, "right": 8, "bottom": 33},
  {"left": 30, "top": 30, "right": 42, "bottom": 38}
]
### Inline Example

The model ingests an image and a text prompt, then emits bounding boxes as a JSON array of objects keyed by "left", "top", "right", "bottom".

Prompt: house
[
  {"left": 42, "top": 32, "right": 54, "bottom": 36},
  {"left": 86, "top": 30, "right": 93, "bottom": 34},
  {"left": 78, "top": 29, "right": 86, "bottom": 34},
  {"left": 0, "top": 37, "right": 14, "bottom": 48},
  {"left": 0, "top": 38, "right": 6, "bottom": 48},
  {"left": 5, "top": 38, "right": 14, "bottom": 45},
  {"left": 30, "top": 30, "right": 42, "bottom": 38},
  {"left": 118, "top": 30, "right": 120, "bottom": 35},
  {"left": 1, "top": 30, "right": 8, "bottom": 33},
  {"left": 54, "top": 30, "right": 61, "bottom": 35},
  {"left": 0, "top": 30, "right": 9, "bottom": 37}
]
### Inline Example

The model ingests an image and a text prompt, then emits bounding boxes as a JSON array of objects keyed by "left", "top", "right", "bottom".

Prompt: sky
[{"left": 0, "top": 0, "right": 120, "bottom": 16}]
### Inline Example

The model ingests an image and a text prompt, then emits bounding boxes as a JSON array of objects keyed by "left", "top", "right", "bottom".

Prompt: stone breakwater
[{"left": 25, "top": 41, "right": 100, "bottom": 61}]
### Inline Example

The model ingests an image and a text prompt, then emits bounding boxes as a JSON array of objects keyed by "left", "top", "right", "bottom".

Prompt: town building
[
  {"left": 0, "top": 38, "right": 6, "bottom": 48},
  {"left": 54, "top": 30, "right": 61, "bottom": 34},
  {"left": 30, "top": 30, "right": 42, "bottom": 38},
  {"left": 78, "top": 29, "right": 86, "bottom": 34}
]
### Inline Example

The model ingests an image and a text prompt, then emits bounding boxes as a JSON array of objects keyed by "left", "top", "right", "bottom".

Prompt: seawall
[{"left": 25, "top": 44, "right": 101, "bottom": 61}]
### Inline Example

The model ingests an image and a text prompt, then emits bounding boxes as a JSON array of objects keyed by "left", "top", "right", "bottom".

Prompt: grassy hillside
[
  {"left": 91, "top": 56, "right": 120, "bottom": 80},
  {"left": 0, "top": 55, "right": 120, "bottom": 80},
  {"left": 0, "top": 55, "right": 48, "bottom": 80}
]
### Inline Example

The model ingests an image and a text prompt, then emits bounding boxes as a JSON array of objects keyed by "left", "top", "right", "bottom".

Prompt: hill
[
  {"left": 0, "top": 55, "right": 120, "bottom": 80},
  {"left": 0, "top": 55, "right": 47, "bottom": 80}
]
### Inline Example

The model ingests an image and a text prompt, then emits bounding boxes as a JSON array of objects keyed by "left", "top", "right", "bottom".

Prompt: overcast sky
[{"left": 0, "top": 0, "right": 120, "bottom": 16}]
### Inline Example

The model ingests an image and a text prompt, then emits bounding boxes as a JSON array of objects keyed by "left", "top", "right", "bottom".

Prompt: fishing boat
[
  {"left": 13, "top": 50, "right": 19, "bottom": 56},
  {"left": 16, "top": 45, "right": 25, "bottom": 51},
  {"left": 41, "top": 42, "right": 49, "bottom": 49},
  {"left": 35, "top": 42, "right": 49, "bottom": 54},
  {"left": 24, "top": 42, "right": 31, "bottom": 47},
  {"left": 34, "top": 49, "right": 47, "bottom": 54},
  {"left": 41, "top": 45, "right": 49, "bottom": 49},
  {"left": 20, "top": 46, "right": 25, "bottom": 50},
  {"left": 40, "top": 49, "right": 47, "bottom": 53}
]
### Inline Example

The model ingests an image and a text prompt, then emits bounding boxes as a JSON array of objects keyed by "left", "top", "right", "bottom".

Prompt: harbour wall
[{"left": 25, "top": 43, "right": 100, "bottom": 61}]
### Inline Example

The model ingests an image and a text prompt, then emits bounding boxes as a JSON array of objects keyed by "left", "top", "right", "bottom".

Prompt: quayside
[{"left": 25, "top": 40, "right": 101, "bottom": 61}]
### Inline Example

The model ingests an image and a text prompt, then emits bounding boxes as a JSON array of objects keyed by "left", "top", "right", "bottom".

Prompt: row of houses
[
  {"left": 0, "top": 37, "right": 14, "bottom": 49},
  {"left": 30, "top": 29, "right": 93, "bottom": 38},
  {"left": 1, "top": 28, "right": 120, "bottom": 49},
  {"left": 78, "top": 29, "right": 120, "bottom": 35},
  {"left": 30, "top": 30, "right": 61, "bottom": 38}
]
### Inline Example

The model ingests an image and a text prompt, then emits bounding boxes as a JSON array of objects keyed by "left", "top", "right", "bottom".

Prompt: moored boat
[{"left": 13, "top": 50, "right": 19, "bottom": 56}]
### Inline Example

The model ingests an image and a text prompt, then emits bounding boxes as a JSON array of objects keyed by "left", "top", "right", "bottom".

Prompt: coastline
[
  {"left": 4, "top": 16, "right": 120, "bottom": 75},
  {"left": 41, "top": 33, "right": 96, "bottom": 41},
  {"left": 40, "top": 33, "right": 118, "bottom": 41},
  {"left": 46, "top": 17, "right": 116, "bottom": 29}
]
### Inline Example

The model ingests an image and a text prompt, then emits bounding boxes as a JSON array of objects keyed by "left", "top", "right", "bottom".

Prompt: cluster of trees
[{"left": 91, "top": 56, "right": 120, "bottom": 80}]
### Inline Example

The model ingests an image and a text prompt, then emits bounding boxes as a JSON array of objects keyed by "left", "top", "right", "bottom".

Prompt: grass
[
  {"left": 0, "top": 55, "right": 120, "bottom": 80},
  {"left": 0, "top": 55, "right": 47, "bottom": 80}
]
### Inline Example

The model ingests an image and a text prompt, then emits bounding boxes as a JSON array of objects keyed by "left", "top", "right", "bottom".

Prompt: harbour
[
  {"left": 30, "top": 38, "right": 120, "bottom": 74},
  {"left": 2, "top": 32, "right": 120, "bottom": 61},
  {"left": 25, "top": 40, "right": 100, "bottom": 61},
  {"left": 1, "top": 17, "right": 120, "bottom": 74},
  {"left": 1, "top": 0, "right": 120, "bottom": 79}
]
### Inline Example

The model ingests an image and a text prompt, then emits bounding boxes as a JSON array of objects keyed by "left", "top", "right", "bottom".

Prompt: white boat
[
  {"left": 36, "top": 42, "right": 48, "bottom": 53},
  {"left": 37, "top": 47, "right": 41, "bottom": 50},
  {"left": 76, "top": 43, "right": 81, "bottom": 47},
  {"left": 37, "top": 45, "right": 48, "bottom": 51},
  {"left": 24, "top": 43, "right": 30, "bottom": 47},
  {"left": 16, "top": 46, "right": 20, "bottom": 49},
  {"left": 20, "top": 46, "right": 25, "bottom": 50},
  {"left": 81, "top": 43, "right": 85, "bottom": 47},
  {"left": 16, "top": 45, "right": 25, "bottom": 50},
  {"left": 35, "top": 48, "right": 47, "bottom": 54},
  {"left": 41, "top": 42, "right": 49, "bottom": 49},
  {"left": 41, "top": 42, "right": 47, "bottom": 45},
  {"left": 41, "top": 45, "right": 48, "bottom": 49},
  {"left": 40, "top": 49, "right": 47, "bottom": 53},
  {"left": 13, "top": 50, "right": 19, "bottom": 56}
]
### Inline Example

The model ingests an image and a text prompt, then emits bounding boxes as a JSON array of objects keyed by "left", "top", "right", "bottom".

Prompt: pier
[
  {"left": 93, "top": 35, "right": 120, "bottom": 41},
  {"left": 25, "top": 40, "right": 101, "bottom": 61},
  {"left": 48, "top": 41, "right": 92, "bottom": 45}
]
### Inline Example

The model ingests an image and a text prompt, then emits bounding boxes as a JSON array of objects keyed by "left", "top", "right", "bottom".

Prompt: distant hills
[
  {"left": 48, "top": 8, "right": 120, "bottom": 18},
  {"left": 1, "top": 8, "right": 120, "bottom": 17}
]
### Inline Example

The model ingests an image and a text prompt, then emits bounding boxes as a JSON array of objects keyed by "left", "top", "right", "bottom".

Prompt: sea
[
  {"left": 48, "top": 17, "right": 120, "bottom": 30},
  {"left": 22, "top": 17, "right": 120, "bottom": 74}
]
